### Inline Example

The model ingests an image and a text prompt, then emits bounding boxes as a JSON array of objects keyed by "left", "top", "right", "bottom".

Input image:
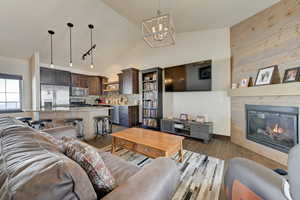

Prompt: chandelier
[{"left": 142, "top": 5, "right": 175, "bottom": 48}]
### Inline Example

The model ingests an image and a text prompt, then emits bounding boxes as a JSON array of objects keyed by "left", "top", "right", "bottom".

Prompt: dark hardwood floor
[{"left": 87, "top": 125, "right": 286, "bottom": 200}]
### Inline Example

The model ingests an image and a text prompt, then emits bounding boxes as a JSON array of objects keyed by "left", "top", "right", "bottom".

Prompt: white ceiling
[
  {"left": 102, "top": 0, "right": 280, "bottom": 33},
  {"left": 0, "top": 0, "right": 140, "bottom": 71},
  {"left": 0, "top": 0, "right": 279, "bottom": 72}
]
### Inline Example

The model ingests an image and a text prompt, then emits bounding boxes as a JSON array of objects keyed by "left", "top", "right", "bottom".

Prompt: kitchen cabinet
[
  {"left": 111, "top": 106, "right": 120, "bottom": 124},
  {"left": 55, "top": 70, "right": 71, "bottom": 86},
  {"left": 117, "top": 73, "right": 123, "bottom": 94},
  {"left": 88, "top": 76, "right": 102, "bottom": 95},
  {"left": 119, "top": 68, "right": 139, "bottom": 94},
  {"left": 118, "top": 105, "right": 139, "bottom": 127},
  {"left": 40, "top": 67, "right": 55, "bottom": 85},
  {"left": 71, "top": 73, "right": 88, "bottom": 88},
  {"left": 40, "top": 67, "right": 70, "bottom": 86}
]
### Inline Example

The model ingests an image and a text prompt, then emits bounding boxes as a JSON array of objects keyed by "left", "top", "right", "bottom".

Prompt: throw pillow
[{"left": 62, "top": 137, "right": 116, "bottom": 195}]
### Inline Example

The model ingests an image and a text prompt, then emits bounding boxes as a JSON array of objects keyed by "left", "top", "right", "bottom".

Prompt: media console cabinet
[{"left": 161, "top": 118, "right": 213, "bottom": 143}]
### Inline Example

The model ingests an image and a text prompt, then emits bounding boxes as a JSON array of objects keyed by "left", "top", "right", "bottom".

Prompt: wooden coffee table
[{"left": 111, "top": 128, "right": 184, "bottom": 162}]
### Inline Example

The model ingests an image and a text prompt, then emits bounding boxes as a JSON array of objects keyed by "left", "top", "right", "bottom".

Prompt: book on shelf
[
  {"left": 143, "top": 82, "right": 157, "bottom": 91},
  {"left": 143, "top": 109, "right": 157, "bottom": 118},
  {"left": 143, "top": 100, "right": 157, "bottom": 109},
  {"left": 144, "top": 73, "right": 157, "bottom": 82},
  {"left": 143, "top": 118, "right": 157, "bottom": 128},
  {"left": 143, "top": 91, "right": 157, "bottom": 100}
]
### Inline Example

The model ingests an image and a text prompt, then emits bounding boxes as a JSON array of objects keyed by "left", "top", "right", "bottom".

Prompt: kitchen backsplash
[{"left": 84, "top": 94, "right": 141, "bottom": 105}]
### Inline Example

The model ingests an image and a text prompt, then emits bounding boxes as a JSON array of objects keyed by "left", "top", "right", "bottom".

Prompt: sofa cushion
[
  {"left": 99, "top": 151, "right": 140, "bottom": 185},
  {"left": 38, "top": 131, "right": 64, "bottom": 151},
  {"left": 63, "top": 138, "right": 116, "bottom": 196},
  {"left": 44, "top": 126, "right": 78, "bottom": 140},
  {"left": 0, "top": 117, "right": 97, "bottom": 200}
]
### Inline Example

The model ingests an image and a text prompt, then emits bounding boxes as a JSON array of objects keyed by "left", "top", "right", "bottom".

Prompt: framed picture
[
  {"left": 255, "top": 65, "right": 280, "bottom": 86},
  {"left": 179, "top": 113, "right": 188, "bottom": 121},
  {"left": 283, "top": 67, "right": 300, "bottom": 83},
  {"left": 239, "top": 78, "right": 250, "bottom": 88},
  {"left": 195, "top": 115, "right": 206, "bottom": 123}
]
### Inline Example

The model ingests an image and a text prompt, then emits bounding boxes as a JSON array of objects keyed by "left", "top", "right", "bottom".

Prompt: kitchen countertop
[
  {"left": 23, "top": 106, "right": 113, "bottom": 112},
  {"left": 98, "top": 104, "right": 139, "bottom": 107}
]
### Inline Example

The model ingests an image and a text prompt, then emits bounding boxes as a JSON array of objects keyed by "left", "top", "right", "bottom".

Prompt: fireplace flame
[{"left": 273, "top": 124, "right": 284, "bottom": 134}]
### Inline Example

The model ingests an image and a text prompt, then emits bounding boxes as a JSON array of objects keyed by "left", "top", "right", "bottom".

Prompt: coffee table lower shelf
[{"left": 111, "top": 137, "right": 183, "bottom": 162}]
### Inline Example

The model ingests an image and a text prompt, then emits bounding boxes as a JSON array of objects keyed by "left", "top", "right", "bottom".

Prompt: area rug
[{"left": 100, "top": 145, "right": 225, "bottom": 200}]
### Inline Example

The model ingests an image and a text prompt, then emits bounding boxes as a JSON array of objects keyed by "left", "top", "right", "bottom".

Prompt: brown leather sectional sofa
[{"left": 0, "top": 117, "right": 180, "bottom": 200}]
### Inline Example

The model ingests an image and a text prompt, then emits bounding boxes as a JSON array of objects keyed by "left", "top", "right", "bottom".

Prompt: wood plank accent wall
[{"left": 231, "top": 0, "right": 300, "bottom": 166}]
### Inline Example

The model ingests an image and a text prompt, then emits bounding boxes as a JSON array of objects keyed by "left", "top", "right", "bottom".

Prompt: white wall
[
  {"left": 104, "top": 28, "right": 231, "bottom": 135},
  {"left": 0, "top": 56, "right": 32, "bottom": 109}
]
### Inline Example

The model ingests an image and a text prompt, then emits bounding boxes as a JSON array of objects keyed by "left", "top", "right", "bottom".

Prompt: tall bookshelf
[{"left": 141, "top": 68, "right": 163, "bottom": 130}]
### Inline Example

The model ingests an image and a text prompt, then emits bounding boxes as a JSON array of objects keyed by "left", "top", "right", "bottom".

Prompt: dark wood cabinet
[
  {"left": 71, "top": 73, "right": 79, "bottom": 87},
  {"left": 40, "top": 67, "right": 55, "bottom": 85},
  {"left": 40, "top": 67, "right": 70, "bottom": 86},
  {"left": 88, "top": 76, "right": 104, "bottom": 95},
  {"left": 55, "top": 70, "right": 71, "bottom": 86},
  {"left": 119, "top": 68, "right": 139, "bottom": 94},
  {"left": 117, "top": 73, "right": 123, "bottom": 94},
  {"left": 71, "top": 73, "right": 88, "bottom": 88},
  {"left": 112, "top": 105, "right": 139, "bottom": 127}
]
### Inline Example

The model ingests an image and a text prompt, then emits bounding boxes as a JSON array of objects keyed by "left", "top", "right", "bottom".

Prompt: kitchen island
[{"left": 24, "top": 106, "right": 112, "bottom": 140}]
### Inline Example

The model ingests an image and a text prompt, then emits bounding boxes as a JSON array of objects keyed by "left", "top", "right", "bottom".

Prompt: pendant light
[
  {"left": 48, "top": 30, "right": 55, "bottom": 68},
  {"left": 67, "top": 23, "right": 74, "bottom": 67},
  {"left": 142, "top": 0, "right": 175, "bottom": 48},
  {"left": 88, "top": 24, "right": 94, "bottom": 69}
]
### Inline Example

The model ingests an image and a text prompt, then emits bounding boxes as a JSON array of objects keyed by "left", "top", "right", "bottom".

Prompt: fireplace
[{"left": 246, "top": 105, "right": 298, "bottom": 153}]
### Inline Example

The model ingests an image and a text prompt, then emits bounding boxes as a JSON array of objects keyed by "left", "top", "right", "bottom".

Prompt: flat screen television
[{"left": 164, "top": 60, "right": 212, "bottom": 92}]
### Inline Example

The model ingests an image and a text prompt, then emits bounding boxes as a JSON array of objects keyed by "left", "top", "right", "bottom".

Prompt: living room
[{"left": 0, "top": 0, "right": 299, "bottom": 200}]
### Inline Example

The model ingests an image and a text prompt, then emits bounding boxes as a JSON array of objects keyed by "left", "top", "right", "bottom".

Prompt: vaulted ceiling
[
  {"left": 0, "top": 0, "right": 279, "bottom": 72},
  {"left": 102, "top": 0, "right": 280, "bottom": 33},
  {"left": 0, "top": 0, "right": 140, "bottom": 71}
]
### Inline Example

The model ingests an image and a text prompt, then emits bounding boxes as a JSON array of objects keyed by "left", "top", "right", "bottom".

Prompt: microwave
[{"left": 71, "top": 87, "right": 88, "bottom": 97}]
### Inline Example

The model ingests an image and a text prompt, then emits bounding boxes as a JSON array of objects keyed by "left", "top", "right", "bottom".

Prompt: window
[{"left": 0, "top": 74, "right": 22, "bottom": 113}]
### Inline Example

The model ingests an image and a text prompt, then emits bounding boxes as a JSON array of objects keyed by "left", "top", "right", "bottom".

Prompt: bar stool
[
  {"left": 64, "top": 118, "right": 84, "bottom": 139},
  {"left": 31, "top": 119, "right": 53, "bottom": 130},
  {"left": 16, "top": 117, "right": 32, "bottom": 126},
  {"left": 94, "top": 116, "right": 112, "bottom": 137}
]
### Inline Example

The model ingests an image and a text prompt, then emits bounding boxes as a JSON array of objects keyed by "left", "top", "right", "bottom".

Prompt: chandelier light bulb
[
  {"left": 90, "top": 64, "right": 94, "bottom": 69},
  {"left": 69, "top": 62, "right": 73, "bottom": 67},
  {"left": 159, "top": 23, "right": 163, "bottom": 32},
  {"left": 50, "top": 63, "right": 54, "bottom": 68},
  {"left": 152, "top": 26, "right": 156, "bottom": 33}
]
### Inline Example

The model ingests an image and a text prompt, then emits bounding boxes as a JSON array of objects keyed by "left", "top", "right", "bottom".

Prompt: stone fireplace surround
[{"left": 231, "top": 95, "right": 300, "bottom": 166}]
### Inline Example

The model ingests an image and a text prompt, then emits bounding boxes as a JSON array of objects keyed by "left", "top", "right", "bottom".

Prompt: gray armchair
[{"left": 224, "top": 145, "right": 300, "bottom": 200}]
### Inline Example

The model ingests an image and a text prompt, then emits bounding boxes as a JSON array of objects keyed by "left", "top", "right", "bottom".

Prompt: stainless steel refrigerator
[{"left": 41, "top": 85, "right": 70, "bottom": 107}]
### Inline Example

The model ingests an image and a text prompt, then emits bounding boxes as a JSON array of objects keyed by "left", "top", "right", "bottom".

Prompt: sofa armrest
[
  {"left": 224, "top": 158, "right": 286, "bottom": 200},
  {"left": 103, "top": 157, "right": 180, "bottom": 200}
]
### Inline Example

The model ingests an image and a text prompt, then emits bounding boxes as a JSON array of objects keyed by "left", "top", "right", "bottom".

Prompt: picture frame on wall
[
  {"left": 254, "top": 65, "right": 280, "bottom": 86},
  {"left": 195, "top": 115, "right": 206, "bottom": 123},
  {"left": 239, "top": 78, "right": 250, "bottom": 88},
  {"left": 179, "top": 113, "right": 188, "bottom": 121},
  {"left": 282, "top": 67, "right": 300, "bottom": 83}
]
